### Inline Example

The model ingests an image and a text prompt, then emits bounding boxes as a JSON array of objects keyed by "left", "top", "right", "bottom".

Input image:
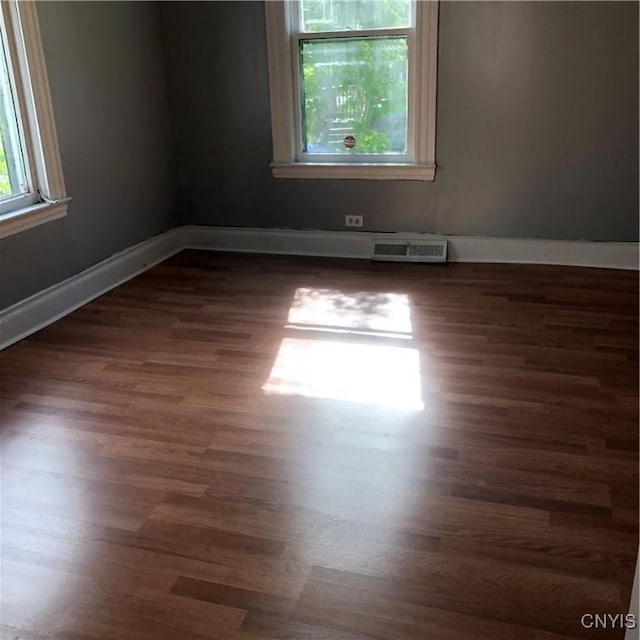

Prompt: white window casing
[
  {"left": 0, "top": 0, "right": 70, "bottom": 239},
  {"left": 265, "top": 0, "right": 439, "bottom": 181}
]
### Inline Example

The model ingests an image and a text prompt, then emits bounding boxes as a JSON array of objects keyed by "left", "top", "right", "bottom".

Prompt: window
[
  {"left": 265, "top": 0, "right": 438, "bottom": 180},
  {"left": 0, "top": 1, "right": 69, "bottom": 239}
]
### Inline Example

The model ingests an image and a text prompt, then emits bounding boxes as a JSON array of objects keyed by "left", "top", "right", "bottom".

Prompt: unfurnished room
[{"left": 0, "top": 1, "right": 638, "bottom": 639}]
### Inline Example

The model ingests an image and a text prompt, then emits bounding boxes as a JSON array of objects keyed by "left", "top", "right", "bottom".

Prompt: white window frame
[
  {"left": 0, "top": 0, "right": 69, "bottom": 240},
  {"left": 265, "top": 0, "right": 438, "bottom": 181}
]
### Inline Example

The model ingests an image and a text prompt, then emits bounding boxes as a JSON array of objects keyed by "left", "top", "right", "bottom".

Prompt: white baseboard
[
  {"left": 185, "top": 225, "right": 373, "bottom": 258},
  {"left": 184, "top": 225, "right": 639, "bottom": 270},
  {"left": 2, "top": 224, "right": 637, "bottom": 351},
  {"left": 0, "top": 228, "right": 183, "bottom": 350}
]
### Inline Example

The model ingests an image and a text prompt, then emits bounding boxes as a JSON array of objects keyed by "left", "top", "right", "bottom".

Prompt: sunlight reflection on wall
[{"left": 263, "top": 288, "right": 424, "bottom": 410}]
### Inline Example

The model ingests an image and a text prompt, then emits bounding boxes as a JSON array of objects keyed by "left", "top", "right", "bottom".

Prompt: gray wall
[
  {"left": 161, "top": 1, "right": 638, "bottom": 241},
  {"left": 0, "top": 1, "right": 176, "bottom": 309},
  {"left": 1, "top": 1, "right": 636, "bottom": 310}
]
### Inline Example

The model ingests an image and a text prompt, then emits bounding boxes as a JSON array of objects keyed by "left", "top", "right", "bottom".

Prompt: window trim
[
  {"left": 0, "top": 0, "right": 69, "bottom": 240},
  {"left": 265, "top": 0, "right": 438, "bottom": 181}
]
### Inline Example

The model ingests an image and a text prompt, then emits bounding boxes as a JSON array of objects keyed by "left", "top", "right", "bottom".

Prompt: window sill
[
  {"left": 0, "top": 199, "right": 70, "bottom": 240},
  {"left": 270, "top": 162, "right": 436, "bottom": 181}
]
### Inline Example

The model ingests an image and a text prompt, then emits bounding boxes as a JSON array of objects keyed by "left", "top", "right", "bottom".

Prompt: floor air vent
[{"left": 372, "top": 240, "right": 447, "bottom": 263}]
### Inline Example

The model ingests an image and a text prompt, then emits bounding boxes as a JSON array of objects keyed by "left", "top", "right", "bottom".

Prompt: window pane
[
  {"left": 300, "top": 37, "right": 407, "bottom": 155},
  {"left": 300, "top": 0, "right": 411, "bottom": 32},
  {"left": 0, "top": 27, "right": 27, "bottom": 200}
]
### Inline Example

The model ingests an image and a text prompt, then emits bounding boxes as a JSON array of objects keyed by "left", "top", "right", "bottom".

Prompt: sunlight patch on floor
[
  {"left": 286, "top": 287, "right": 413, "bottom": 335},
  {"left": 263, "top": 288, "right": 424, "bottom": 410}
]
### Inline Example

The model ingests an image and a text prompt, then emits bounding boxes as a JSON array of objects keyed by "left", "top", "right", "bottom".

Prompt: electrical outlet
[{"left": 345, "top": 215, "right": 364, "bottom": 227}]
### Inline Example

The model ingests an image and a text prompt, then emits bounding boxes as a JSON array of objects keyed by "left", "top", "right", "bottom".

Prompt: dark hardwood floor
[{"left": 1, "top": 250, "right": 638, "bottom": 640}]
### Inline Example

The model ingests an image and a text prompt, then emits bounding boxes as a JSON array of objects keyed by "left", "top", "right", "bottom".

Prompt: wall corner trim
[{"left": 1, "top": 224, "right": 637, "bottom": 351}]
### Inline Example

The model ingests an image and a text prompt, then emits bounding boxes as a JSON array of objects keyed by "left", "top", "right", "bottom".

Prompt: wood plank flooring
[{"left": 1, "top": 250, "right": 638, "bottom": 640}]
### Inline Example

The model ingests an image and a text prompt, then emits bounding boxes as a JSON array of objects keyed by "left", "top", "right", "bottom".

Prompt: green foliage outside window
[
  {"left": 299, "top": 0, "right": 411, "bottom": 155},
  {"left": 0, "top": 135, "right": 12, "bottom": 196},
  {"left": 301, "top": 0, "right": 410, "bottom": 32},
  {"left": 301, "top": 36, "right": 408, "bottom": 154}
]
